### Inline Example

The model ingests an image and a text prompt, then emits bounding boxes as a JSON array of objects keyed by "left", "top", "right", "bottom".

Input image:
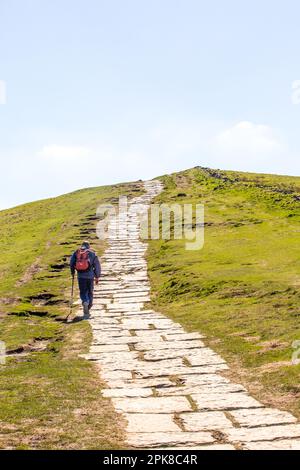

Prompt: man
[{"left": 70, "top": 241, "right": 101, "bottom": 319}]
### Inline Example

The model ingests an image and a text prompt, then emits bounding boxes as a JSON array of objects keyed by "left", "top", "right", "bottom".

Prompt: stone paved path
[{"left": 82, "top": 180, "right": 300, "bottom": 450}]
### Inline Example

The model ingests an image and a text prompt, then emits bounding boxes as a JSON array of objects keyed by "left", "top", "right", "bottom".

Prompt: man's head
[{"left": 81, "top": 241, "right": 90, "bottom": 250}]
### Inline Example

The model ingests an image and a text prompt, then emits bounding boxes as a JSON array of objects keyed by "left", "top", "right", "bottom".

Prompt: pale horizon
[
  {"left": 1, "top": 0, "right": 300, "bottom": 209},
  {"left": 2, "top": 162, "right": 299, "bottom": 212}
]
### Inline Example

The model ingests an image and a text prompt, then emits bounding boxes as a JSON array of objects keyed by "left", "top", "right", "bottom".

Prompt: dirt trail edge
[{"left": 81, "top": 180, "right": 300, "bottom": 450}]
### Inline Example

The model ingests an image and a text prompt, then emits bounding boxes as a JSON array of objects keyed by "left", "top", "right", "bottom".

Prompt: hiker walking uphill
[{"left": 70, "top": 241, "right": 101, "bottom": 319}]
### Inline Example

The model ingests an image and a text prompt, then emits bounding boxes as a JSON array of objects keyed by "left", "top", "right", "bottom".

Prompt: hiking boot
[{"left": 82, "top": 302, "right": 90, "bottom": 318}]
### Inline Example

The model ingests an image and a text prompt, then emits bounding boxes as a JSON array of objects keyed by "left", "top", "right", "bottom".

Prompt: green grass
[
  {"left": 0, "top": 181, "right": 142, "bottom": 449},
  {"left": 3, "top": 165, "right": 300, "bottom": 447},
  {"left": 148, "top": 167, "right": 300, "bottom": 417}
]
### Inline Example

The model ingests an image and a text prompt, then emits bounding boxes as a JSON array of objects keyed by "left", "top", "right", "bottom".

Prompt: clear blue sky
[{"left": 1, "top": 0, "right": 300, "bottom": 209}]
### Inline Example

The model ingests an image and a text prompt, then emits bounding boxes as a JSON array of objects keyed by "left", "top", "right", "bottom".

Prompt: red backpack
[{"left": 75, "top": 249, "right": 90, "bottom": 272}]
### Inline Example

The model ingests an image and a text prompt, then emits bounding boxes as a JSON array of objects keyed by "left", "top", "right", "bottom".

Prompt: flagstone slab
[
  {"left": 93, "top": 336, "right": 139, "bottom": 345},
  {"left": 114, "top": 292, "right": 150, "bottom": 298},
  {"left": 116, "top": 297, "right": 150, "bottom": 303},
  {"left": 225, "top": 424, "right": 300, "bottom": 443},
  {"left": 135, "top": 364, "right": 229, "bottom": 378},
  {"left": 108, "top": 304, "right": 142, "bottom": 311},
  {"left": 143, "top": 349, "right": 194, "bottom": 361},
  {"left": 123, "top": 314, "right": 165, "bottom": 321},
  {"left": 180, "top": 411, "right": 234, "bottom": 431},
  {"left": 100, "top": 369, "right": 133, "bottom": 381},
  {"left": 156, "top": 383, "right": 245, "bottom": 397},
  {"left": 90, "top": 317, "right": 117, "bottom": 324},
  {"left": 112, "top": 396, "right": 192, "bottom": 413},
  {"left": 90, "top": 344, "right": 129, "bottom": 353},
  {"left": 229, "top": 408, "right": 297, "bottom": 428},
  {"left": 144, "top": 348, "right": 226, "bottom": 364},
  {"left": 91, "top": 325, "right": 123, "bottom": 332},
  {"left": 126, "top": 431, "right": 215, "bottom": 448},
  {"left": 99, "top": 364, "right": 137, "bottom": 373},
  {"left": 94, "top": 312, "right": 122, "bottom": 318},
  {"left": 124, "top": 310, "right": 157, "bottom": 315},
  {"left": 244, "top": 440, "right": 300, "bottom": 450},
  {"left": 93, "top": 330, "right": 132, "bottom": 337},
  {"left": 192, "top": 392, "right": 263, "bottom": 411},
  {"left": 94, "top": 351, "right": 139, "bottom": 364},
  {"left": 134, "top": 329, "right": 184, "bottom": 337},
  {"left": 134, "top": 358, "right": 186, "bottom": 370},
  {"left": 124, "top": 414, "right": 180, "bottom": 433},
  {"left": 106, "top": 377, "right": 174, "bottom": 389},
  {"left": 102, "top": 387, "right": 153, "bottom": 398},
  {"left": 130, "top": 336, "right": 165, "bottom": 344},
  {"left": 134, "top": 340, "right": 205, "bottom": 351},
  {"left": 120, "top": 320, "right": 160, "bottom": 329},
  {"left": 179, "top": 374, "right": 231, "bottom": 386}
]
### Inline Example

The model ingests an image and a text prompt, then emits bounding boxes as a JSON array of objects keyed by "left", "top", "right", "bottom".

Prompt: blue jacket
[{"left": 70, "top": 249, "right": 101, "bottom": 279}]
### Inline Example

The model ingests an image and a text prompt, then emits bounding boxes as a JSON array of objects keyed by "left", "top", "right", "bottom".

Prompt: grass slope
[
  {"left": 0, "top": 181, "right": 142, "bottom": 449},
  {"left": 148, "top": 167, "right": 300, "bottom": 417}
]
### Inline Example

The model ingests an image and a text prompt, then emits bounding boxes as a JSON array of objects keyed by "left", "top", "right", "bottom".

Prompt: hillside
[
  {"left": 148, "top": 167, "right": 300, "bottom": 418},
  {"left": 0, "top": 181, "right": 142, "bottom": 449},
  {"left": 1, "top": 166, "right": 300, "bottom": 449}
]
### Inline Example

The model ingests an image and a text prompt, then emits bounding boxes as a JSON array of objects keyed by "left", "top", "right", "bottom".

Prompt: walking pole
[{"left": 66, "top": 274, "right": 75, "bottom": 321}]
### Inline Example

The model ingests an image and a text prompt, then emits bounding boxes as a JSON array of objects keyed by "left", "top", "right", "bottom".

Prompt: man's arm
[
  {"left": 70, "top": 252, "right": 76, "bottom": 276},
  {"left": 93, "top": 254, "right": 101, "bottom": 281}
]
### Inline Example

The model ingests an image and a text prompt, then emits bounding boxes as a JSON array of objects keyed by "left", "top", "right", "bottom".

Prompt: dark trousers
[{"left": 78, "top": 278, "right": 94, "bottom": 308}]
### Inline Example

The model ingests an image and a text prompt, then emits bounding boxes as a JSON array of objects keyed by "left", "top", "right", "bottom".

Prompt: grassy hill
[
  {"left": 1, "top": 166, "right": 300, "bottom": 449},
  {"left": 148, "top": 167, "right": 300, "bottom": 418},
  {"left": 0, "top": 181, "right": 142, "bottom": 449}
]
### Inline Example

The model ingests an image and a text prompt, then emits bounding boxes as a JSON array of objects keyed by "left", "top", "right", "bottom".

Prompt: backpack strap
[{"left": 76, "top": 248, "right": 90, "bottom": 257}]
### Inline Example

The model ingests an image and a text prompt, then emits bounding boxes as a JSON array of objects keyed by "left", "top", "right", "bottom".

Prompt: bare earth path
[{"left": 83, "top": 180, "right": 300, "bottom": 450}]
